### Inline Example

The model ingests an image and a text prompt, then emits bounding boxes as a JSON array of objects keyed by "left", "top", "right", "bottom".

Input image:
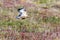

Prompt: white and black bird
[{"left": 16, "top": 7, "right": 28, "bottom": 19}]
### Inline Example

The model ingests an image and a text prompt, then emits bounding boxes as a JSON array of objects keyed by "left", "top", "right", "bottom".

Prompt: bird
[{"left": 16, "top": 7, "right": 28, "bottom": 19}]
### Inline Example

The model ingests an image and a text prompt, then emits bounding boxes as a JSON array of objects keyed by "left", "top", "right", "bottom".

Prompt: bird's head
[{"left": 18, "top": 7, "right": 26, "bottom": 12}]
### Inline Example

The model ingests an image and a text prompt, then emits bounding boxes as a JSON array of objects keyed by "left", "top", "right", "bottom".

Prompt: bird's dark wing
[{"left": 18, "top": 12, "right": 22, "bottom": 17}]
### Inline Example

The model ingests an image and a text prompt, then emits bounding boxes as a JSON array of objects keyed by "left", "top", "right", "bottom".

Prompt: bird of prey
[{"left": 16, "top": 7, "right": 28, "bottom": 19}]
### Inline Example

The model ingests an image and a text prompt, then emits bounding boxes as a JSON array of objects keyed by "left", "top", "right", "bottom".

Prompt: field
[{"left": 0, "top": 0, "right": 60, "bottom": 40}]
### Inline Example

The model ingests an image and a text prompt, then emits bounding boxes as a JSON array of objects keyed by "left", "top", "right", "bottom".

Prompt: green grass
[
  {"left": 0, "top": 1, "right": 60, "bottom": 32},
  {"left": 43, "top": 16, "right": 60, "bottom": 24}
]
